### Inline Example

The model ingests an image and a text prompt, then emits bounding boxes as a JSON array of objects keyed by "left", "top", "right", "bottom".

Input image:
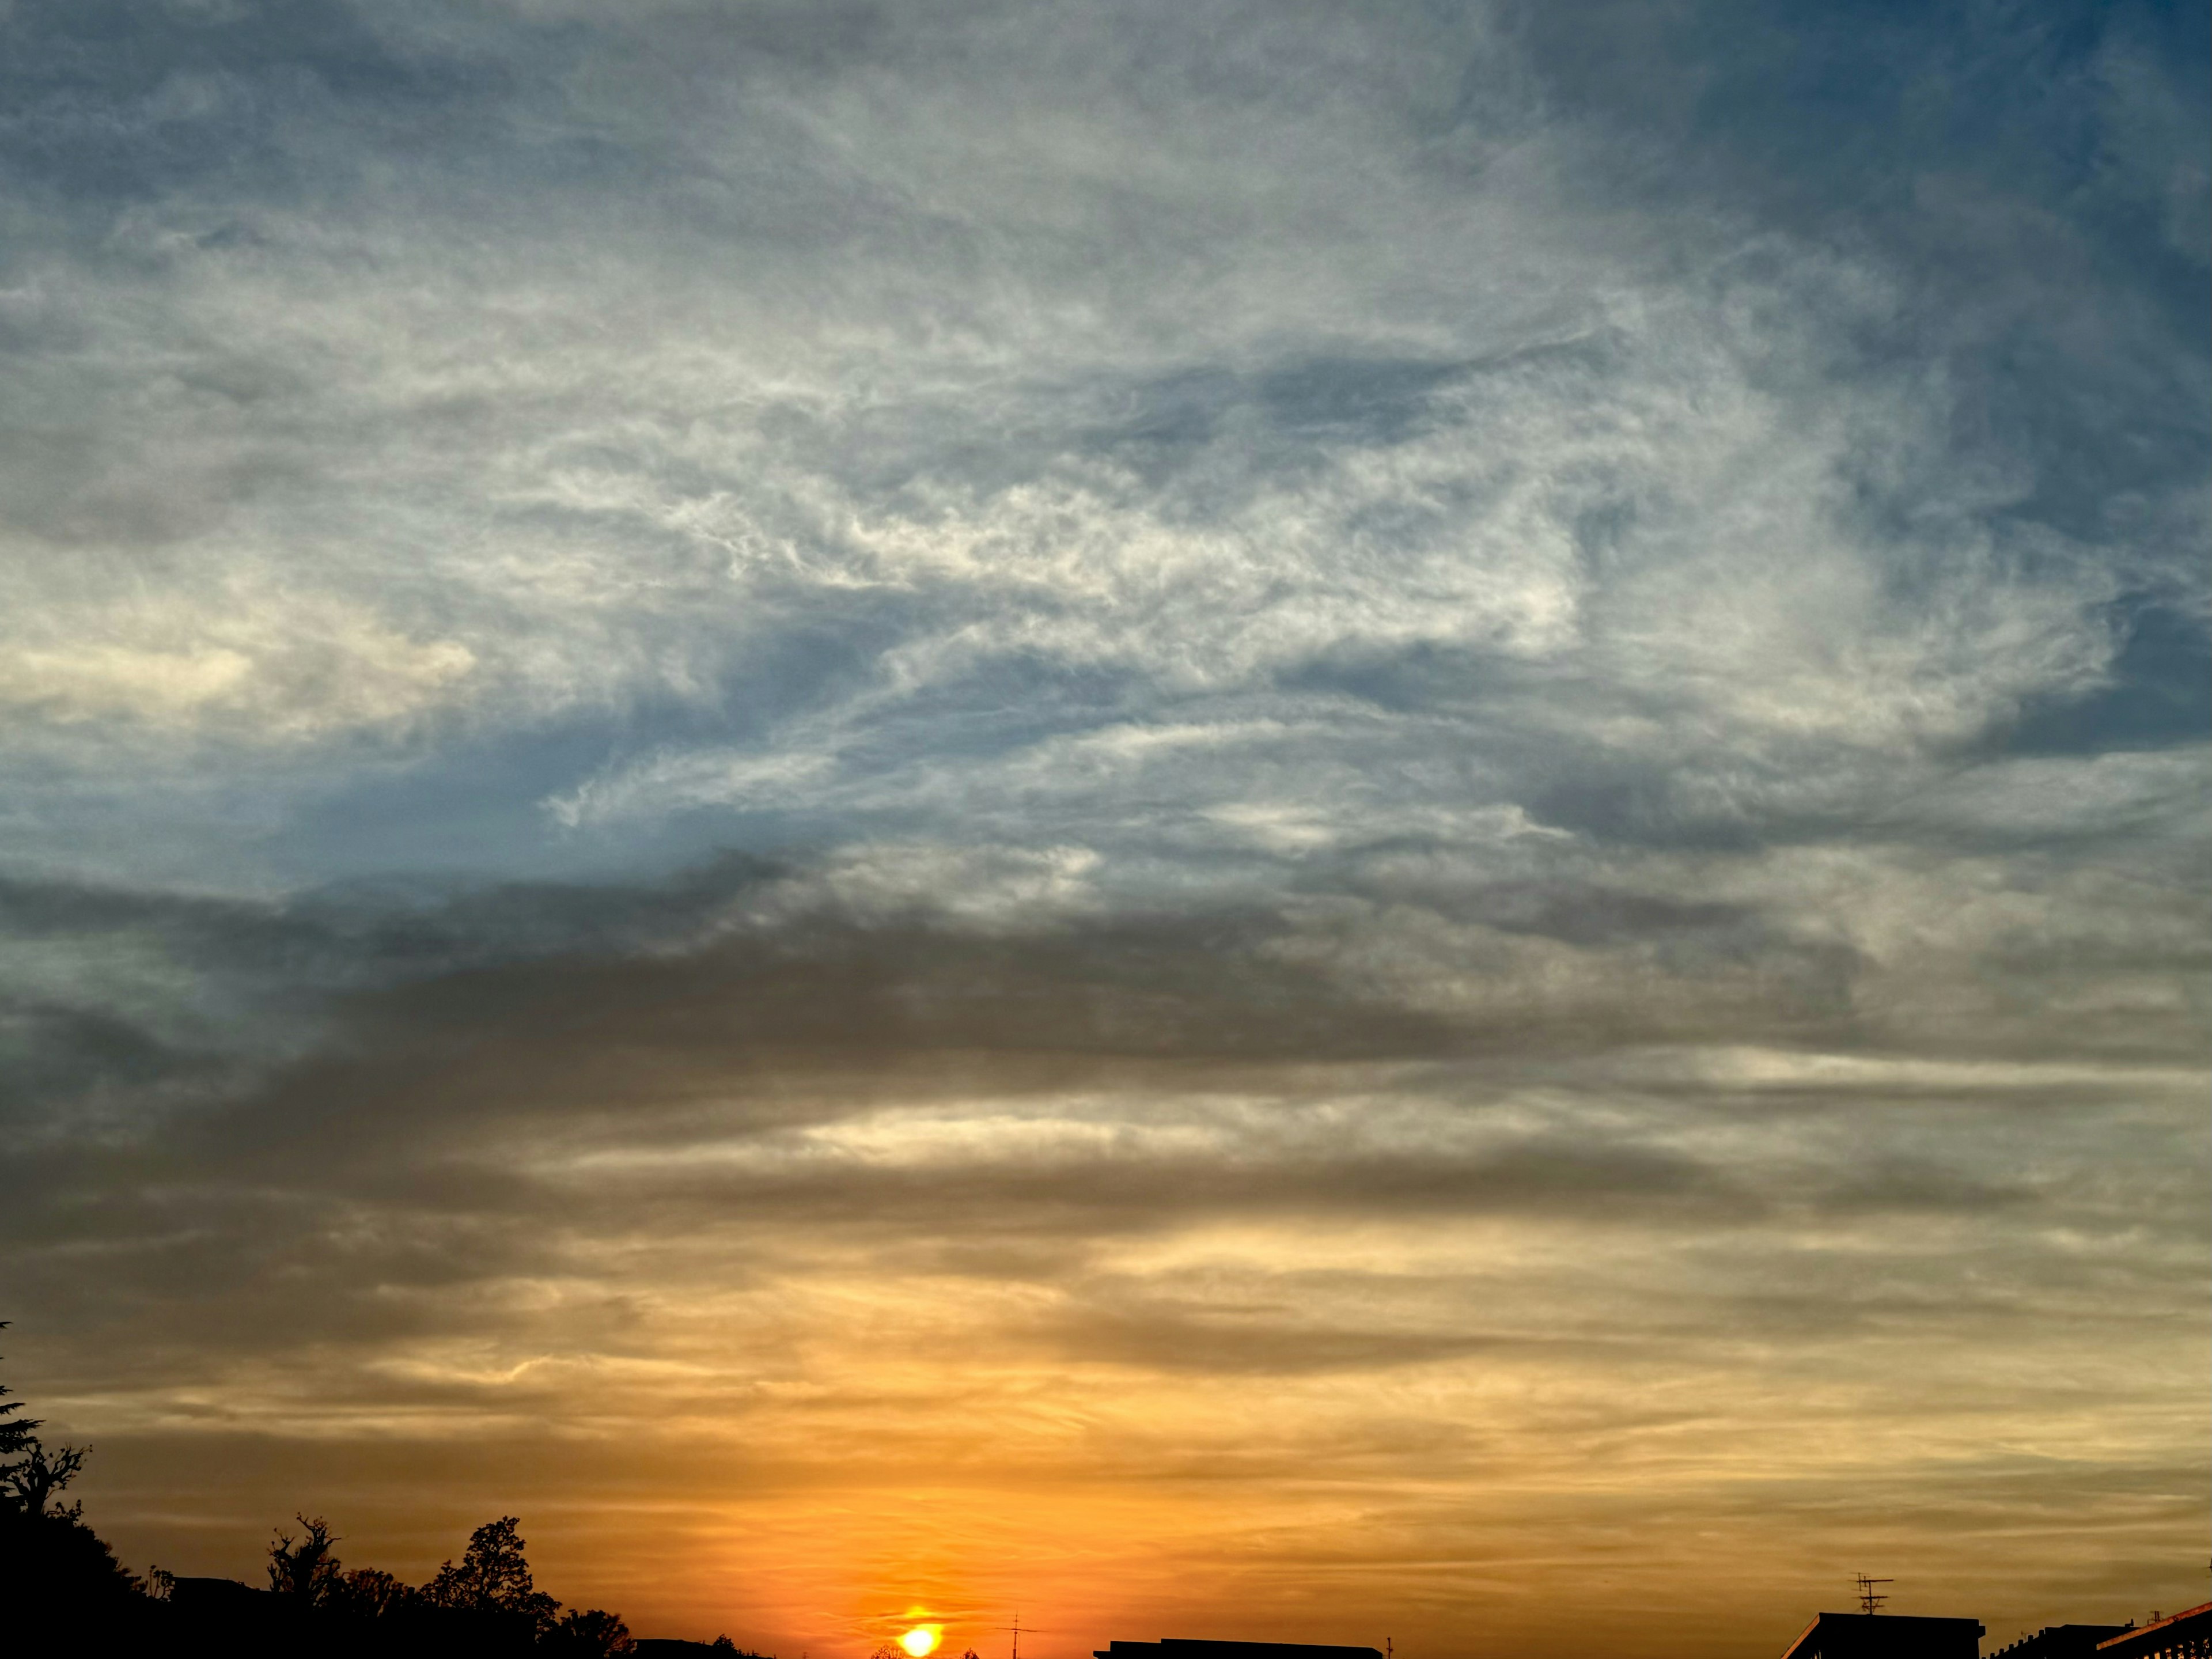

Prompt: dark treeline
[{"left": 0, "top": 1324, "right": 759, "bottom": 1657}]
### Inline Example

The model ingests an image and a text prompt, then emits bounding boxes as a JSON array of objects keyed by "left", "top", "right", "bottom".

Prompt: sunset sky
[{"left": 2, "top": 2, "right": 2206, "bottom": 1654}]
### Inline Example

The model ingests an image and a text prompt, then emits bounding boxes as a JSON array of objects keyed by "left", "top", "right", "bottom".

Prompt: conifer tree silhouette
[{"left": 0, "top": 1322, "right": 42, "bottom": 1479}]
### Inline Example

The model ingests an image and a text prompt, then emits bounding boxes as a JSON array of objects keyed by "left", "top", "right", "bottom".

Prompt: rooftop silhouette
[{"left": 1778, "top": 1612, "right": 1985, "bottom": 1659}]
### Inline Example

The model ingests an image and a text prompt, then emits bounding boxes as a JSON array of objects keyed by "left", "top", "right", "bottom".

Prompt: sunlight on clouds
[
  {"left": 61, "top": 1137, "right": 2198, "bottom": 1649},
  {"left": 517, "top": 269, "right": 2128, "bottom": 846},
  {"left": 0, "top": 585, "right": 475, "bottom": 739},
  {"left": 741, "top": 843, "right": 1109, "bottom": 930}
]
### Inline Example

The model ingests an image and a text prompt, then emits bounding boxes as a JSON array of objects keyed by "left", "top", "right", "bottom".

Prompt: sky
[{"left": 1, "top": 1, "right": 2206, "bottom": 1653}]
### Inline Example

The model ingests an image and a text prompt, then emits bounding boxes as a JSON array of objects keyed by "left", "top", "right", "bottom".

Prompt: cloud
[
  {"left": 4, "top": 837, "right": 2198, "bottom": 1316},
  {"left": 0, "top": 585, "right": 474, "bottom": 736}
]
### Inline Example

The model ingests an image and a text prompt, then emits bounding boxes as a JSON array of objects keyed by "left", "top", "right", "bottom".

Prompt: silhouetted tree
[
  {"left": 545, "top": 1605, "right": 635, "bottom": 1654},
  {"left": 0, "top": 1330, "right": 146, "bottom": 1649},
  {"left": 0, "top": 1351, "right": 664, "bottom": 1659},
  {"left": 329, "top": 1564, "right": 419, "bottom": 1620},
  {"left": 0, "top": 1324, "right": 93, "bottom": 1531},
  {"left": 1, "top": 1503, "right": 143, "bottom": 1599},
  {"left": 268, "top": 1513, "right": 346, "bottom": 1604},
  {"left": 711, "top": 1639, "right": 739, "bottom": 1654},
  {"left": 423, "top": 1514, "right": 561, "bottom": 1637},
  {"left": 2, "top": 1438, "right": 88, "bottom": 1516},
  {"left": 0, "top": 1322, "right": 43, "bottom": 1484}
]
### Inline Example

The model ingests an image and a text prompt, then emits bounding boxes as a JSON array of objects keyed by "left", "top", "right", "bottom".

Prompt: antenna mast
[
  {"left": 994, "top": 1610, "right": 1052, "bottom": 1658},
  {"left": 1855, "top": 1577, "right": 1892, "bottom": 1616}
]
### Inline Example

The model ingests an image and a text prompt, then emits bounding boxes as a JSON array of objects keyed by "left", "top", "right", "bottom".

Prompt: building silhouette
[
  {"left": 1990, "top": 1626, "right": 2134, "bottom": 1657},
  {"left": 1094, "top": 1640, "right": 1384, "bottom": 1659},
  {"left": 1778, "top": 1612, "right": 1984, "bottom": 1658},
  {"left": 2094, "top": 1603, "right": 2212, "bottom": 1659}
]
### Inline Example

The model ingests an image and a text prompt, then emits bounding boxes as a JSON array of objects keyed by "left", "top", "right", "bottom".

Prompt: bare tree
[
  {"left": 1, "top": 1440, "right": 88, "bottom": 1516},
  {"left": 267, "top": 1514, "right": 344, "bottom": 1605}
]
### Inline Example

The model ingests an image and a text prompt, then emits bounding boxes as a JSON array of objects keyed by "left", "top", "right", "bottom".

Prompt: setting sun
[{"left": 900, "top": 1628, "right": 941, "bottom": 1657}]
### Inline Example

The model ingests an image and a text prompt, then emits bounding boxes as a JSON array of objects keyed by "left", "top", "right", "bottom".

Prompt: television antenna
[
  {"left": 1855, "top": 1577, "right": 1892, "bottom": 1616},
  {"left": 994, "top": 1613, "right": 1058, "bottom": 1659}
]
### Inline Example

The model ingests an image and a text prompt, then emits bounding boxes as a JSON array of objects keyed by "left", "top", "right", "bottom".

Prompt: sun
[{"left": 901, "top": 1628, "right": 941, "bottom": 1657}]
